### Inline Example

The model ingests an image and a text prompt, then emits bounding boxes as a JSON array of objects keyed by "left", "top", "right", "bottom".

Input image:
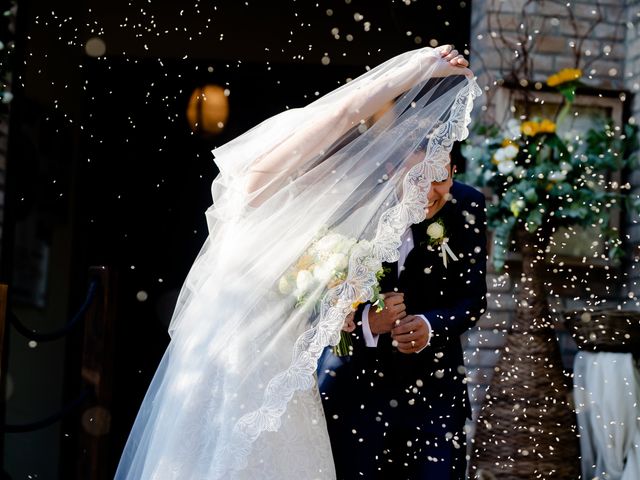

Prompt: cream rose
[
  {"left": 296, "top": 270, "right": 314, "bottom": 294},
  {"left": 278, "top": 276, "right": 293, "bottom": 295},
  {"left": 497, "top": 159, "right": 515, "bottom": 175},
  {"left": 427, "top": 222, "right": 445, "bottom": 240},
  {"left": 327, "top": 253, "right": 349, "bottom": 272},
  {"left": 503, "top": 144, "right": 519, "bottom": 159},
  {"left": 312, "top": 265, "right": 331, "bottom": 282}
]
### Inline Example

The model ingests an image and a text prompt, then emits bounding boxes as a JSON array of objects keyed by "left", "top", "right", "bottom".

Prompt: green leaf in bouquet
[
  {"left": 545, "top": 134, "right": 570, "bottom": 160},
  {"left": 527, "top": 141, "right": 540, "bottom": 158},
  {"left": 557, "top": 83, "right": 578, "bottom": 103},
  {"left": 624, "top": 124, "right": 639, "bottom": 155},
  {"left": 491, "top": 217, "right": 516, "bottom": 271},
  {"left": 524, "top": 187, "right": 538, "bottom": 203},
  {"left": 473, "top": 123, "right": 501, "bottom": 138},
  {"left": 548, "top": 181, "right": 572, "bottom": 196},
  {"left": 625, "top": 194, "right": 640, "bottom": 214},
  {"left": 525, "top": 209, "right": 544, "bottom": 233},
  {"left": 560, "top": 204, "right": 589, "bottom": 220},
  {"left": 608, "top": 245, "right": 624, "bottom": 263}
]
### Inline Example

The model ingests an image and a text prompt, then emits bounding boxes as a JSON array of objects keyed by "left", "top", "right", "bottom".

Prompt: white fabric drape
[{"left": 574, "top": 351, "right": 640, "bottom": 480}]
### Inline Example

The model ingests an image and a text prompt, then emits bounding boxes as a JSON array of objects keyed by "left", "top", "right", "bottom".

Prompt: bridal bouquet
[{"left": 278, "top": 228, "right": 386, "bottom": 356}]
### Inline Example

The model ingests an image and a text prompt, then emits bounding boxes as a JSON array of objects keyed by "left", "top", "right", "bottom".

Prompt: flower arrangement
[
  {"left": 463, "top": 69, "right": 639, "bottom": 270},
  {"left": 279, "top": 228, "right": 386, "bottom": 355}
]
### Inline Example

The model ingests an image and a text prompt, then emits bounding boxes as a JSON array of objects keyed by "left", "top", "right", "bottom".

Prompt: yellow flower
[
  {"left": 295, "top": 254, "right": 314, "bottom": 270},
  {"left": 521, "top": 121, "right": 540, "bottom": 137},
  {"left": 520, "top": 119, "right": 556, "bottom": 137},
  {"left": 547, "top": 68, "right": 582, "bottom": 87},
  {"left": 351, "top": 301, "right": 362, "bottom": 310},
  {"left": 510, "top": 199, "right": 525, "bottom": 217},
  {"left": 502, "top": 139, "right": 517, "bottom": 147},
  {"left": 538, "top": 119, "right": 556, "bottom": 134}
]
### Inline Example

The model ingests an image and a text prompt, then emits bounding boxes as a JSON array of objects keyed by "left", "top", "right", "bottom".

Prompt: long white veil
[{"left": 115, "top": 47, "right": 481, "bottom": 479}]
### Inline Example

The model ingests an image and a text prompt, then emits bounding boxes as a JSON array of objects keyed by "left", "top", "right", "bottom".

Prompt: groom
[{"left": 319, "top": 149, "right": 487, "bottom": 479}]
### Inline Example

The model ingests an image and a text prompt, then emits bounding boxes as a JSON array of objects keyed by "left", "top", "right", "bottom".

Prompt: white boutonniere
[{"left": 426, "top": 219, "right": 458, "bottom": 268}]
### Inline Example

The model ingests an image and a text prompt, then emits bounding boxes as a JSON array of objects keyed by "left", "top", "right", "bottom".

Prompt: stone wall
[{"left": 624, "top": 1, "right": 640, "bottom": 302}]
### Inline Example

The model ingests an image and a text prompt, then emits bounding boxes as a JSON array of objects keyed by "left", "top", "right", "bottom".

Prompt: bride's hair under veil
[{"left": 115, "top": 47, "right": 481, "bottom": 479}]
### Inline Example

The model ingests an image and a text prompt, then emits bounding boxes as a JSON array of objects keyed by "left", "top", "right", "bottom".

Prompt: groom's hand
[
  {"left": 342, "top": 311, "right": 356, "bottom": 333},
  {"left": 391, "top": 315, "right": 430, "bottom": 354},
  {"left": 368, "top": 292, "right": 406, "bottom": 335}
]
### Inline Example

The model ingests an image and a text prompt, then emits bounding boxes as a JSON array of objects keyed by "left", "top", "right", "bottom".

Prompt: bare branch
[
  {"left": 581, "top": 0, "right": 625, "bottom": 78},
  {"left": 575, "top": 0, "right": 604, "bottom": 70},
  {"left": 487, "top": 1, "right": 514, "bottom": 78}
]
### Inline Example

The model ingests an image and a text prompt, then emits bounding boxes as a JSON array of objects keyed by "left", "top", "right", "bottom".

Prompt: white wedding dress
[
  {"left": 240, "top": 386, "right": 335, "bottom": 479},
  {"left": 115, "top": 47, "right": 480, "bottom": 479}
]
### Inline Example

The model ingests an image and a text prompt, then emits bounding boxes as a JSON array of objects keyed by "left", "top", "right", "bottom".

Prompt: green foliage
[{"left": 462, "top": 118, "right": 639, "bottom": 271}]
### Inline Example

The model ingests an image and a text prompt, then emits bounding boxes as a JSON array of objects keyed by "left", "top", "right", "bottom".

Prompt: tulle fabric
[
  {"left": 115, "top": 47, "right": 481, "bottom": 479},
  {"left": 574, "top": 352, "right": 640, "bottom": 480}
]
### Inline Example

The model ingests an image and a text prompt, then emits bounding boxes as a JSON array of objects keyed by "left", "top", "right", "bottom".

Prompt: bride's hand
[
  {"left": 433, "top": 44, "right": 473, "bottom": 78},
  {"left": 435, "top": 44, "right": 469, "bottom": 67}
]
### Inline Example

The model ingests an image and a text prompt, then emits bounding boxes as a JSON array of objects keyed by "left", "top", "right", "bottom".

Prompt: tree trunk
[{"left": 469, "top": 229, "right": 581, "bottom": 479}]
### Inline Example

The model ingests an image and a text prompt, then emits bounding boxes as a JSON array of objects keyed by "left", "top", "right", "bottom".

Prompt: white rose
[
  {"left": 314, "top": 233, "right": 343, "bottom": 254},
  {"left": 493, "top": 148, "right": 507, "bottom": 163},
  {"left": 312, "top": 265, "right": 332, "bottom": 282},
  {"left": 560, "top": 161, "right": 572, "bottom": 172},
  {"left": 296, "top": 270, "right": 314, "bottom": 294},
  {"left": 507, "top": 119, "right": 522, "bottom": 138},
  {"left": 503, "top": 144, "right": 519, "bottom": 159},
  {"left": 327, "top": 253, "right": 349, "bottom": 272},
  {"left": 367, "top": 257, "right": 383, "bottom": 274},
  {"left": 514, "top": 166, "right": 526, "bottom": 178},
  {"left": 497, "top": 160, "right": 515, "bottom": 175},
  {"left": 427, "top": 222, "right": 445, "bottom": 240},
  {"left": 278, "top": 276, "right": 293, "bottom": 295},
  {"left": 549, "top": 170, "right": 566, "bottom": 182},
  {"left": 483, "top": 170, "right": 495, "bottom": 182},
  {"left": 337, "top": 238, "right": 356, "bottom": 254}
]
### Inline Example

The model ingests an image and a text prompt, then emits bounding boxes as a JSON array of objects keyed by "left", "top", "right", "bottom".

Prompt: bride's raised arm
[{"left": 244, "top": 45, "right": 472, "bottom": 202}]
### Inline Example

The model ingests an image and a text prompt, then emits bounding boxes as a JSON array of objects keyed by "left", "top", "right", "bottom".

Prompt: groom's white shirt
[{"left": 361, "top": 228, "right": 432, "bottom": 352}]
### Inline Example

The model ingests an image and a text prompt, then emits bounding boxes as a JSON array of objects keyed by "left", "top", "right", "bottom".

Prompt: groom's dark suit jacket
[{"left": 319, "top": 181, "right": 487, "bottom": 478}]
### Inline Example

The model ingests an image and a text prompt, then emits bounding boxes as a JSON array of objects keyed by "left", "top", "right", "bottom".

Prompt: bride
[{"left": 115, "top": 45, "right": 480, "bottom": 479}]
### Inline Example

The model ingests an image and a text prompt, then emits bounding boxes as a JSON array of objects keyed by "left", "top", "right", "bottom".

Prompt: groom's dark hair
[{"left": 450, "top": 141, "right": 466, "bottom": 174}]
